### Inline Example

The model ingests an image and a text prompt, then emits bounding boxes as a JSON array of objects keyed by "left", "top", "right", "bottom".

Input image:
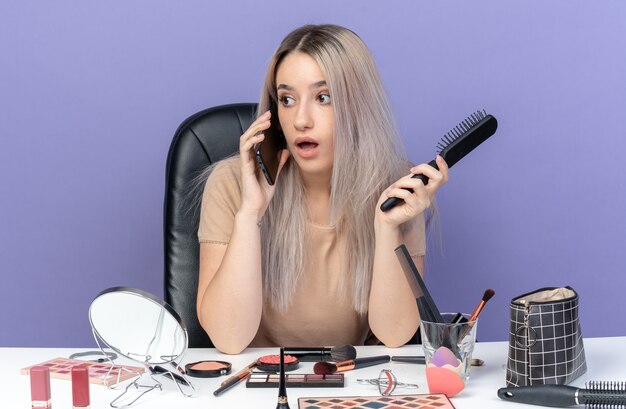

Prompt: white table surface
[{"left": 3, "top": 337, "right": 624, "bottom": 408}]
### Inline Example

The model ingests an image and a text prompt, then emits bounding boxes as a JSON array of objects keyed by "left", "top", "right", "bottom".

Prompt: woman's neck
[{"left": 302, "top": 174, "right": 332, "bottom": 226}]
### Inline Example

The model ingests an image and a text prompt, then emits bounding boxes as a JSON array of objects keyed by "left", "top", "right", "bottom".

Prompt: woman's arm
[
  {"left": 197, "top": 210, "right": 263, "bottom": 354},
  {"left": 369, "top": 222, "right": 423, "bottom": 347},
  {"left": 368, "top": 156, "right": 448, "bottom": 347},
  {"left": 196, "top": 110, "right": 289, "bottom": 354}
]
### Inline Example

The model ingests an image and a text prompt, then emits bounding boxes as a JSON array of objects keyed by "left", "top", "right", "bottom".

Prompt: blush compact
[
  {"left": 184, "top": 360, "right": 232, "bottom": 378},
  {"left": 256, "top": 354, "right": 299, "bottom": 372}
]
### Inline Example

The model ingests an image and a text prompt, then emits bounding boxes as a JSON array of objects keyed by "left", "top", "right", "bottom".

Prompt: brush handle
[
  {"left": 498, "top": 385, "right": 579, "bottom": 407},
  {"left": 391, "top": 356, "right": 426, "bottom": 364},
  {"left": 282, "top": 347, "right": 330, "bottom": 362},
  {"left": 213, "top": 370, "right": 251, "bottom": 396},
  {"left": 353, "top": 355, "right": 391, "bottom": 369},
  {"left": 380, "top": 160, "right": 437, "bottom": 212}
]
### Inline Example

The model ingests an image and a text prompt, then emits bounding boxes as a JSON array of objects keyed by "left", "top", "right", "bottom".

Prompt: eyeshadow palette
[
  {"left": 298, "top": 393, "right": 455, "bottom": 408},
  {"left": 246, "top": 372, "right": 344, "bottom": 388},
  {"left": 20, "top": 357, "right": 145, "bottom": 386}
]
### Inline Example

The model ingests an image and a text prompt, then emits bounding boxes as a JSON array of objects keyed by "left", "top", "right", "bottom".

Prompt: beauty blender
[
  {"left": 425, "top": 366, "right": 465, "bottom": 397},
  {"left": 431, "top": 346, "right": 460, "bottom": 368}
]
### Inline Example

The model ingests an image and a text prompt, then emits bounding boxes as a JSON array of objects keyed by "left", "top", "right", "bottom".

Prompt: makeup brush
[
  {"left": 459, "top": 289, "right": 495, "bottom": 340},
  {"left": 283, "top": 345, "right": 357, "bottom": 362},
  {"left": 276, "top": 347, "right": 290, "bottom": 409},
  {"left": 391, "top": 356, "right": 426, "bottom": 364},
  {"left": 313, "top": 355, "right": 390, "bottom": 375},
  {"left": 392, "top": 355, "right": 485, "bottom": 366},
  {"left": 468, "top": 289, "right": 495, "bottom": 323},
  {"left": 220, "top": 360, "right": 257, "bottom": 386},
  {"left": 498, "top": 382, "right": 626, "bottom": 407}
]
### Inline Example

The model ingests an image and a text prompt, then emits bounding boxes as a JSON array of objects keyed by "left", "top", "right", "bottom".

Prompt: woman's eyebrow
[
  {"left": 310, "top": 80, "right": 327, "bottom": 89},
  {"left": 277, "top": 80, "right": 327, "bottom": 91}
]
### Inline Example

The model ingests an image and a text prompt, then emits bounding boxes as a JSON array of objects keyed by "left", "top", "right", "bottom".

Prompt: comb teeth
[
  {"left": 584, "top": 381, "right": 626, "bottom": 408},
  {"left": 587, "top": 381, "right": 626, "bottom": 391},
  {"left": 436, "top": 109, "right": 487, "bottom": 153}
]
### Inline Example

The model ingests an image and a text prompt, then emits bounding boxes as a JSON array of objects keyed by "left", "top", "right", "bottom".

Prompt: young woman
[{"left": 197, "top": 24, "right": 448, "bottom": 354}]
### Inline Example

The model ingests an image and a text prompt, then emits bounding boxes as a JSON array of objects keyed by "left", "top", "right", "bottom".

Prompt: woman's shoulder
[
  {"left": 200, "top": 156, "right": 243, "bottom": 215},
  {"left": 210, "top": 156, "right": 241, "bottom": 180},
  {"left": 204, "top": 156, "right": 243, "bottom": 192}
]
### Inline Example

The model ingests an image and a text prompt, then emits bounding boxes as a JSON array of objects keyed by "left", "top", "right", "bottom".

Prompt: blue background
[{"left": 1, "top": 0, "right": 625, "bottom": 347}]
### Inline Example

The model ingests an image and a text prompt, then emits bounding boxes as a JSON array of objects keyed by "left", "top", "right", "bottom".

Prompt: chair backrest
[{"left": 163, "top": 103, "right": 257, "bottom": 348}]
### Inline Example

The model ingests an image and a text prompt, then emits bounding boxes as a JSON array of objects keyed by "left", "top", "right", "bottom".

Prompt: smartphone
[{"left": 255, "top": 109, "right": 286, "bottom": 185}]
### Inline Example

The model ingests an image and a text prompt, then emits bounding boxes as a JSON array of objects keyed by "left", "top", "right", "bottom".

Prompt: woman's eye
[
  {"left": 317, "top": 94, "right": 331, "bottom": 104},
  {"left": 279, "top": 96, "right": 295, "bottom": 106}
]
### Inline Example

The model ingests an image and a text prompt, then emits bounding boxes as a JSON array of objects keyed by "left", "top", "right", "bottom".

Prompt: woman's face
[{"left": 275, "top": 52, "right": 335, "bottom": 182}]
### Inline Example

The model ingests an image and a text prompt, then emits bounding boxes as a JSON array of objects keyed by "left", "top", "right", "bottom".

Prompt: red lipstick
[
  {"left": 30, "top": 366, "right": 52, "bottom": 409},
  {"left": 72, "top": 366, "right": 90, "bottom": 408}
]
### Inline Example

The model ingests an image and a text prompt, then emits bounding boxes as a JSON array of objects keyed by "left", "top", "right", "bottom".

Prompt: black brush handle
[
  {"left": 380, "top": 160, "right": 437, "bottom": 212},
  {"left": 391, "top": 356, "right": 426, "bottom": 364},
  {"left": 353, "top": 355, "right": 391, "bottom": 369},
  {"left": 498, "top": 385, "right": 579, "bottom": 407},
  {"left": 282, "top": 347, "right": 329, "bottom": 362}
]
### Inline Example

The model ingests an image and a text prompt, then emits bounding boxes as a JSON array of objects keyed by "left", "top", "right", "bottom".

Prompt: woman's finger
[
  {"left": 435, "top": 155, "right": 449, "bottom": 183},
  {"left": 274, "top": 149, "right": 291, "bottom": 180},
  {"left": 386, "top": 186, "right": 429, "bottom": 210},
  {"left": 240, "top": 120, "right": 271, "bottom": 145}
]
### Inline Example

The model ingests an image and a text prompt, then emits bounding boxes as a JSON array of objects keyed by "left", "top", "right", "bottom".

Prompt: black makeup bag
[{"left": 505, "top": 286, "right": 587, "bottom": 387}]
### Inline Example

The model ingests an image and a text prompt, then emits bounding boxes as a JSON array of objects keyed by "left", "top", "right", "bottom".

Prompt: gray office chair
[{"left": 163, "top": 103, "right": 256, "bottom": 348}]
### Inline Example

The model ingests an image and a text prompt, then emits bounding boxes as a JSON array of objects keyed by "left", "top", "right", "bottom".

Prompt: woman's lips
[{"left": 294, "top": 137, "right": 320, "bottom": 158}]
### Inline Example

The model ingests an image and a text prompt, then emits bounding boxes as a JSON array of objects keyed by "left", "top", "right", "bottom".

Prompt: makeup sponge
[
  {"left": 431, "top": 346, "right": 460, "bottom": 368},
  {"left": 425, "top": 366, "right": 465, "bottom": 397},
  {"left": 426, "top": 346, "right": 465, "bottom": 397}
]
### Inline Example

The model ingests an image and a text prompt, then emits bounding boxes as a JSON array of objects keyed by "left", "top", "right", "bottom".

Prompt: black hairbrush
[
  {"left": 497, "top": 382, "right": 626, "bottom": 408},
  {"left": 380, "top": 109, "right": 498, "bottom": 212}
]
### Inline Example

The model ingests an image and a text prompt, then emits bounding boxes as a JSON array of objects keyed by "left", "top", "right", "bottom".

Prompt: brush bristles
[
  {"left": 436, "top": 109, "right": 488, "bottom": 153},
  {"left": 483, "top": 289, "right": 495, "bottom": 302},
  {"left": 313, "top": 361, "right": 336, "bottom": 375},
  {"left": 331, "top": 344, "right": 357, "bottom": 362},
  {"left": 583, "top": 381, "right": 626, "bottom": 408}
]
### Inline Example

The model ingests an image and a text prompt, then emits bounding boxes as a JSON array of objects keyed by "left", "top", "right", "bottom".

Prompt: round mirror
[{"left": 89, "top": 287, "right": 188, "bottom": 365}]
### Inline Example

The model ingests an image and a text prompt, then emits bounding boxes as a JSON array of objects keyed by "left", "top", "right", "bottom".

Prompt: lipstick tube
[
  {"left": 72, "top": 366, "right": 90, "bottom": 409},
  {"left": 30, "top": 366, "right": 52, "bottom": 409}
]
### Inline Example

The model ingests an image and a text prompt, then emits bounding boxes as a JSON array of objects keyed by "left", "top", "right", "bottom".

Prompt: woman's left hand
[{"left": 375, "top": 155, "right": 449, "bottom": 227}]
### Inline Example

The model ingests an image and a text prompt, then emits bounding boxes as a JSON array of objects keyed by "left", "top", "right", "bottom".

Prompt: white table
[{"left": 3, "top": 337, "right": 624, "bottom": 408}]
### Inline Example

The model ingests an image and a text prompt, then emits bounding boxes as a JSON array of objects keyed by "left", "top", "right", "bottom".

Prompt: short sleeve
[
  {"left": 403, "top": 212, "right": 426, "bottom": 258},
  {"left": 197, "top": 158, "right": 242, "bottom": 244}
]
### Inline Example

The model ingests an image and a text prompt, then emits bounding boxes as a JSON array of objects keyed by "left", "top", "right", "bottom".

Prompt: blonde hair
[{"left": 258, "top": 25, "right": 410, "bottom": 313}]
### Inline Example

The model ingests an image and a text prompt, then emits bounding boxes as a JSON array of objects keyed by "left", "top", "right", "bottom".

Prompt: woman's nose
[{"left": 293, "top": 102, "right": 313, "bottom": 131}]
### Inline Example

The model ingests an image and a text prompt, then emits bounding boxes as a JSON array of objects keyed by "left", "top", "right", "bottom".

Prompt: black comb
[
  {"left": 380, "top": 109, "right": 498, "bottom": 212},
  {"left": 497, "top": 381, "right": 626, "bottom": 408}
]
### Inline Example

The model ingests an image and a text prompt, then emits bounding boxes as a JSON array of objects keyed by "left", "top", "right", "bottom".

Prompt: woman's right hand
[{"left": 238, "top": 110, "right": 290, "bottom": 219}]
